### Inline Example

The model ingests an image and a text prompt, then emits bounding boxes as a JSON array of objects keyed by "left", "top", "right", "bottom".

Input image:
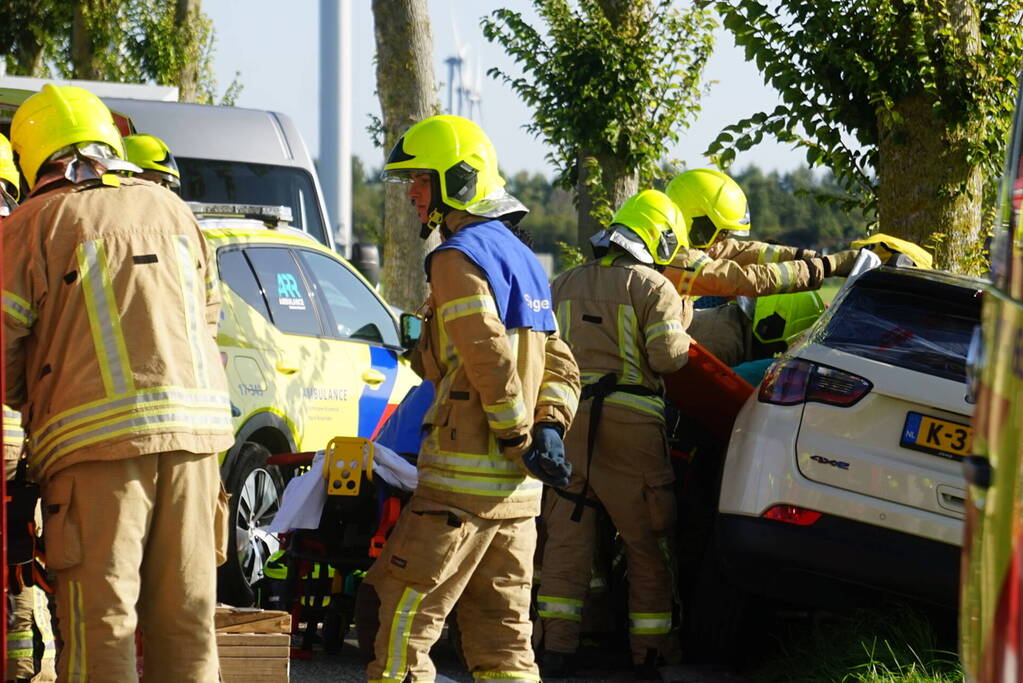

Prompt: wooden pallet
[{"left": 215, "top": 607, "right": 291, "bottom": 683}]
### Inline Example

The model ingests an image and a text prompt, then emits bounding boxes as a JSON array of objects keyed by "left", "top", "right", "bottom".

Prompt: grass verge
[{"left": 747, "top": 604, "right": 962, "bottom": 683}]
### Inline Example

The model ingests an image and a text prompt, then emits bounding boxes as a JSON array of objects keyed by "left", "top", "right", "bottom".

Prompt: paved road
[{"left": 288, "top": 638, "right": 743, "bottom": 682}]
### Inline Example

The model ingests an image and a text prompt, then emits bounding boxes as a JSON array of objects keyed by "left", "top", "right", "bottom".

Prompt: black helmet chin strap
[{"left": 418, "top": 174, "right": 451, "bottom": 240}]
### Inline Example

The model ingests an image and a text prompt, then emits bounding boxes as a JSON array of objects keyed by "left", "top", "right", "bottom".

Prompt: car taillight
[
  {"left": 762, "top": 504, "right": 822, "bottom": 526},
  {"left": 758, "top": 358, "right": 871, "bottom": 407}
]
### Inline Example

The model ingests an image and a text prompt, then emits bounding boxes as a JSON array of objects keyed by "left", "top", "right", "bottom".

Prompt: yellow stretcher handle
[{"left": 324, "top": 436, "right": 374, "bottom": 496}]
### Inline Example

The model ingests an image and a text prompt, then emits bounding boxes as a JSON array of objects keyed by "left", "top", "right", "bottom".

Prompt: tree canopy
[
  {"left": 0, "top": 0, "right": 239, "bottom": 104},
  {"left": 483, "top": 0, "right": 716, "bottom": 245},
  {"left": 705, "top": 0, "right": 1023, "bottom": 271}
]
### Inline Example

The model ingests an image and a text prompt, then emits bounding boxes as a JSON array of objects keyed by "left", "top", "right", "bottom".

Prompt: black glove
[{"left": 521, "top": 423, "right": 571, "bottom": 488}]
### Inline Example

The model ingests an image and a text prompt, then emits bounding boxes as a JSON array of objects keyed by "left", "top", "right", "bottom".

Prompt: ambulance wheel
[{"left": 218, "top": 442, "right": 284, "bottom": 606}]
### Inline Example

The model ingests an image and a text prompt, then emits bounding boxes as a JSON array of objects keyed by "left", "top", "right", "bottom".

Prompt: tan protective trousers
[
  {"left": 41, "top": 451, "right": 226, "bottom": 683},
  {"left": 6, "top": 586, "right": 57, "bottom": 682},
  {"left": 538, "top": 410, "right": 678, "bottom": 665},
  {"left": 363, "top": 494, "right": 539, "bottom": 682}
]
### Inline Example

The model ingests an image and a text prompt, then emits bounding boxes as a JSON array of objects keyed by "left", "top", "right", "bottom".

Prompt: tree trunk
[
  {"left": 877, "top": 0, "right": 982, "bottom": 273},
  {"left": 174, "top": 0, "right": 201, "bottom": 102},
  {"left": 575, "top": 149, "right": 638, "bottom": 249},
  {"left": 572, "top": 0, "right": 646, "bottom": 250},
  {"left": 70, "top": 3, "right": 99, "bottom": 80},
  {"left": 372, "top": 0, "right": 439, "bottom": 312}
]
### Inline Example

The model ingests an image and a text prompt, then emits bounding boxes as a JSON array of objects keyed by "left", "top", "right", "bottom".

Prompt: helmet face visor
[
  {"left": 689, "top": 215, "right": 721, "bottom": 249},
  {"left": 0, "top": 183, "right": 18, "bottom": 216},
  {"left": 381, "top": 167, "right": 429, "bottom": 184},
  {"left": 656, "top": 228, "right": 680, "bottom": 264}
]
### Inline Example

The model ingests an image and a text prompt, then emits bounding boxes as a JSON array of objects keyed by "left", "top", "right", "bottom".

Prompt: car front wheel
[{"left": 217, "top": 441, "right": 284, "bottom": 606}]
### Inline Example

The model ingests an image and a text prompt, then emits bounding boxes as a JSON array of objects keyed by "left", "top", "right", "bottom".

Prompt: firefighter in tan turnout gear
[
  {"left": 622, "top": 167, "right": 858, "bottom": 363},
  {"left": 3, "top": 84, "right": 234, "bottom": 683},
  {"left": 664, "top": 168, "right": 859, "bottom": 301},
  {"left": 1, "top": 134, "right": 57, "bottom": 683},
  {"left": 539, "top": 190, "right": 691, "bottom": 679},
  {"left": 359, "top": 114, "right": 580, "bottom": 682}
]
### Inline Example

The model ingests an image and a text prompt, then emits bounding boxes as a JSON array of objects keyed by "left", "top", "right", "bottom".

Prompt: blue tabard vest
[
  {"left": 375, "top": 381, "right": 435, "bottom": 456},
  {"left": 427, "top": 220, "right": 557, "bottom": 332}
]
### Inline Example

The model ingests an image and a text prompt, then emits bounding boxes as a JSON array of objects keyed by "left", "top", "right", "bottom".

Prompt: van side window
[
  {"left": 218, "top": 248, "right": 271, "bottom": 322},
  {"left": 244, "top": 247, "right": 324, "bottom": 337},
  {"left": 298, "top": 249, "right": 400, "bottom": 347}
]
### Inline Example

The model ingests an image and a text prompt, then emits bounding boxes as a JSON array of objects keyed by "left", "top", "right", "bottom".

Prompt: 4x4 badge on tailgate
[{"left": 810, "top": 454, "right": 849, "bottom": 470}]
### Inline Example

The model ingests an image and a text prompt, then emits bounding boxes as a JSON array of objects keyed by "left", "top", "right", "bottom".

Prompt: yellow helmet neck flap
[{"left": 33, "top": 143, "right": 140, "bottom": 194}]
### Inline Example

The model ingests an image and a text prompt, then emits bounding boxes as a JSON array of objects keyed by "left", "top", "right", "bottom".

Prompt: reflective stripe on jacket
[
  {"left": 552, "top": 255, "right": 690, "bottom": 425},
  {"left": 3, "top": 178, "right": 234, "bottom": 480},
  {"left": 3, "top": 405, "right": 24, "bottom": 463},
  {"left": 669, "top": 238, "right": 826, "bottom": 298},
  {"left": 412, "top": 216, "right": 579, "bottom": 519}
]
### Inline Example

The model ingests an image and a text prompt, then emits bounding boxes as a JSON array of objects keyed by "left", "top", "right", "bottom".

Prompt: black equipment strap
[{"left": 569, "top": 372, "right": 660, "bottom": 522}]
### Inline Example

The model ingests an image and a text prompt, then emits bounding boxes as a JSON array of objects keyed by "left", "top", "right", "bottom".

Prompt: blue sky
[{"left": 203, "top": 0, "right": 806, "bottom": 178}]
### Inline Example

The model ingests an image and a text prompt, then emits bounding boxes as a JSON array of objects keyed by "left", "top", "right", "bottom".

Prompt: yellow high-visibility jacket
[
  {"left": 552, "top": 254, "right": 691, "bottom": 426},
  {"left": 3, "top": 178, "right": 234, "bottom": 481},
  {"left": 670, "top": 238, "right": 827, "bottom": 297},
  {"left": 412, "top": 214, "right": 580, "bottom": 520}
]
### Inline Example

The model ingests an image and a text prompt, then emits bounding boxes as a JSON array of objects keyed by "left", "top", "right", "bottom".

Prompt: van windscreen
[{"left": 177, "top": 157, "right": 328, "bottom": 247}]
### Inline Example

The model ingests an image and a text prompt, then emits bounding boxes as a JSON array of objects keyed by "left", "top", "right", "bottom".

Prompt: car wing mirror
[{"left": 400, "top": 313, "right": 423, "bottom": 350}]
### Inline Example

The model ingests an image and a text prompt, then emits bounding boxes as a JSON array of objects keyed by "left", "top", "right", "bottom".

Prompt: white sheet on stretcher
[{"left": 269, "top": 443, "right": 418, "bottom": 533}]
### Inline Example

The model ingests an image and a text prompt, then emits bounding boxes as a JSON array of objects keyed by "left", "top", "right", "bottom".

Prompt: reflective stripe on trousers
[
  {"left": 536, "top": 594, "right": 583, "bottom": 622},
  {"left": 629, "top": 611, "right": 672, "bottom": 635},
  {"left": 381, "top": 587, "right": 425, "bottom": 680}
]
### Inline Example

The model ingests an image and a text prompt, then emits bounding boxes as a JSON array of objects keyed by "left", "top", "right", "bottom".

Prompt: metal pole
[
  {"left": 320, "top": 0, "right": 351, "bottom": 257},
  {"left": 339, "top": 0, "right": 353, "bottom": 258}
]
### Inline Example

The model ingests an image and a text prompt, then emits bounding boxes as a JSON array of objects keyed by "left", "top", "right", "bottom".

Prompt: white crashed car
[{"left": 714, "top": 265, "right": 985, "bottom": 611}]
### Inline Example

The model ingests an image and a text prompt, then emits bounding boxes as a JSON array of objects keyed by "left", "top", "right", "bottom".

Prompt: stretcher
[{"left": 664, "top": 340, "right": 754, "bottom": 443}]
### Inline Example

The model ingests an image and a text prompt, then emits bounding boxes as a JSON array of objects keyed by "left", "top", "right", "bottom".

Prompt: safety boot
[
  {"left": 634, "top": 648, "right": 663, "bottom": 680},
  {"left": 539, "top": 650, "right": 576, "bottom": 678}
]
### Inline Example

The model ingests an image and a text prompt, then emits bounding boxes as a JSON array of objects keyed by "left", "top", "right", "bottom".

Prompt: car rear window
[{"left": 817, "top": 271, "right": 982, "bottom": 382}]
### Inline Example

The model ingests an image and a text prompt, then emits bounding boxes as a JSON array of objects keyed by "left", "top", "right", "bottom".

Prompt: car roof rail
[{"left": 186, "top": 202, "right": 293, "bottom": 228}]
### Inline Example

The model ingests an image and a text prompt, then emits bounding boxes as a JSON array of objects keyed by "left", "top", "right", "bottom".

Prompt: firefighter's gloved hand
[
  {"left": 522, "top": 423, "right": 571, "bottom": 488},
  {"left": 822, "top": 249, "right": 859, "bottom": 277}
]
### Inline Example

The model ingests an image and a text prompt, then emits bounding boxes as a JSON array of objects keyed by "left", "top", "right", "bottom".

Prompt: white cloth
[{"left": 269, "top": 442, "right": 419, "bottom": 533}]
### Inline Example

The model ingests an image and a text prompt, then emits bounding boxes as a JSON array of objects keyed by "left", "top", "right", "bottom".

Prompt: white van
[
  {"left": 106, "top": 98, "right": 334, "bottom": 249},
  {"left": 0, "top": 77, "right": 333, "bottom": 250}
]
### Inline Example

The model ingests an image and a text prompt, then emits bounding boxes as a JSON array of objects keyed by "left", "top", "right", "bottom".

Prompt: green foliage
[
  {"left": 707, "top": 0, "right": 1023, "bottom": 219},
  {"left": 352, "top": 156, "right": 385, "bottom": 245},
  {"left": 0, "top": 1, "right": 72, "bottom": 77},
  {"left": 482, "top": 0, "right": 716, "bottom": 226},
  {"left": 751, "top": 604, "right": 962, "bottom": 683},
  {"left": 352, "top": 157, "right": 869, "bottom": 264},
  {"left": 733, "top": 166, "right": 871, "bottom": 250},
  {"left": 0, "top": 0, "right": 240, "bottom": 104},
  {"left": 506, "top": 170, "right": 577, "bottom": 251},
  {"left": 554, "top": 241, "right": 587, "bottom": 273}
]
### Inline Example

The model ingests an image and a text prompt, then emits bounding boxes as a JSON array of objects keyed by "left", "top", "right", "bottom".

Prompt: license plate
[{"left": 901, "top": 412, "right": 972, "bottom": 460}]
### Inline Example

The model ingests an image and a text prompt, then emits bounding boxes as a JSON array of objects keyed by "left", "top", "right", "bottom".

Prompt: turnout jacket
[
  {"left": 3, "top": 178, "right": 234, "bottom": 481},
  {"left": 670, "top": 238, "right": 827, "bottom": 298},
  {"left": 412, "top": 213, "right": 580, "bottom": 519},
  {"left": 552, "top": 255, "right": 690, "bottom": 425}
]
